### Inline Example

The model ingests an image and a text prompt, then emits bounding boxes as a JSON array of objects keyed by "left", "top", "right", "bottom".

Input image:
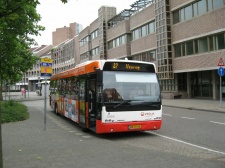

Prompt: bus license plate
[{"left": 128, "top": 125, "right": 141, "bottom": 130}]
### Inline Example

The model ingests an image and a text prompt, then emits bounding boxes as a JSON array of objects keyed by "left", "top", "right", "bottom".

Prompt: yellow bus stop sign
[{"left": 40, "top": 58, "right": 53, "bottom": 77}]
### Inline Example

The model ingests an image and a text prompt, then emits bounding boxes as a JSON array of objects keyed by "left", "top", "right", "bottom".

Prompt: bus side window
[
  {"left": 59, "top": 79, "right": 64, "bottom": 95},
  {"left": 58, "top": 80, "right": 61, "bottom": 92},
  {"left": 62, "top": 79, "right": 66, "bottom": 96},
  {"left": 65, "top": 79, "right": 69, "bottom": 95},
  {"left": 55, "top": 80, "right": 59, "bottom": 93},
  {"left": 70, "top": 77, "right": 78, "bottom": 100},
  {"left": 72, "top": 78, "right": 79, "bottom": 100}
]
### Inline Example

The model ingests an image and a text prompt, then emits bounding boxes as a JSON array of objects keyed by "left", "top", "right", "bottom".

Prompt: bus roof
[{"left": 50, "top": 59, "right": 156, "bottom": 80}]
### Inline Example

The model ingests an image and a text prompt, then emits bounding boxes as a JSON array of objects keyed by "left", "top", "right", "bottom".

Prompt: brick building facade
[{"left": 28, "top": 0, "right": 225, "bottom": 99}]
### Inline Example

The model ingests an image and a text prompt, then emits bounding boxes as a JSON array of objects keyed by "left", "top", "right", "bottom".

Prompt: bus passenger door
[{"left": 87, "top": 78, "right": 96, "bottom": 128}]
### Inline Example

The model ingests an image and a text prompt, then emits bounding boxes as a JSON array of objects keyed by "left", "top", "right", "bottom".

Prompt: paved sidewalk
[
  {"left": 3, "top": 91, "right": 45, "bottom": 101},
  {"left": 162, "top": 99, "right": 225, "bottom": 113}
]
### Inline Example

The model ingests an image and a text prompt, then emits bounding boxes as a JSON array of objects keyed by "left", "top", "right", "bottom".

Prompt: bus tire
[
  {"left": 81, "top": 127, "right": 88, "bottom": 132},
  {"left": 54, "top": 103, "right": 59, "bottom": 115}
]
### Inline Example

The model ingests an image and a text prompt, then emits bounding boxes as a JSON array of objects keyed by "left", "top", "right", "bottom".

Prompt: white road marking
[
  {"left": 210, "top": 121, "right": 225, "bottom": 125},
  {"left": 181, "top": 117, "right": 195, "bottom": 120},
  {"left": 163, "top": 113, "right": 172, "bottom": 116},
  {"left": 69, "top": 131, "right": 77, "bottom": 133},
  {"left": 147, "top": 131, "right": 225, "bottom": 155}
]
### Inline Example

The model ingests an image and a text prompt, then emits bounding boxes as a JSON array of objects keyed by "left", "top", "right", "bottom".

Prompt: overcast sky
[{"left": 34, "top": 0, "right": 136, "bottom": 46}]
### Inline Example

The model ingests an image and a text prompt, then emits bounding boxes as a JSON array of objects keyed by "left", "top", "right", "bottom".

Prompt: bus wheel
[
  {"left": 54, "top": 103, "right": 59, "bottom": 115},
  {"left": 81, "top": 127, "right": 88, "bottom": 132}
]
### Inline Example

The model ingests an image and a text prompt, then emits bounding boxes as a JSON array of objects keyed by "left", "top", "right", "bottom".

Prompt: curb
[{"left": 163, "top": 105, "right": 225, "bottom": 114}]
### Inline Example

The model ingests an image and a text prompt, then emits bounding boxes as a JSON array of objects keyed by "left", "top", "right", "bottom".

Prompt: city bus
[{"left": 49, "top": 59, "right": 162, "bottom": 134}]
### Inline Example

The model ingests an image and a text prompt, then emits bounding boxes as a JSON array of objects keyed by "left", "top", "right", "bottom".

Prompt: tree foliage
[
  {"left": 0, "top": 1, "right": 68, "bottom": 167},
  {"left": 0, "top": 0, "right": 45, "bottom": 100}
]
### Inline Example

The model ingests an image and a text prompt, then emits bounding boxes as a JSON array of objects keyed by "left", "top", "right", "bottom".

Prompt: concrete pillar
[{"left": 187, "top": 72, "right": 191, "bottom": 98}]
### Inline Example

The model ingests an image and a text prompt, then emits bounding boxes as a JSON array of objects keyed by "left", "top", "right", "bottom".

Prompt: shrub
[{"left": 0, "top": 101, "right": 30, "bottom": 123}]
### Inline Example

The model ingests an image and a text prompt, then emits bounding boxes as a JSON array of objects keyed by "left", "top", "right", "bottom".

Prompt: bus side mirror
[{"left": 95, "top": 68, "right": 102, "bottom": 83}]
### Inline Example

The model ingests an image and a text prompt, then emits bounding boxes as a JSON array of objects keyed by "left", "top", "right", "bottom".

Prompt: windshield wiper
[{"left": 113, "top": 100, "right": 142, "bottom": 109}]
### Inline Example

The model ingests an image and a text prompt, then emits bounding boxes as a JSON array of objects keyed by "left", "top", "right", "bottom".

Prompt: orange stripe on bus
[{"left": 51, "top": 61, "right": 100, "bottom": 80}]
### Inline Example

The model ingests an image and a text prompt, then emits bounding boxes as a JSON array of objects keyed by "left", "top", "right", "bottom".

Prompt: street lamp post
[{"left": 24, "top": 73, "right": 26, "bottom": 98}]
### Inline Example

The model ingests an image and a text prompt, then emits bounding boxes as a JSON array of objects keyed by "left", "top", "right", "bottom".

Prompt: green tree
[
  {"left": 0, "top": 0, "right": 44, "bottom": 101},
  {"left": 0, "top": 1, "right": 42, "bottom": 168},
  {"left": 0, "top": 0, "right": 69, "bottom": 167}
]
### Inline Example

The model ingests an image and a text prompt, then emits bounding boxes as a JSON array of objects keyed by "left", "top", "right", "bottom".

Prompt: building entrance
[{"left": 191, "top": 71, "right": 212, "bottom": 98}]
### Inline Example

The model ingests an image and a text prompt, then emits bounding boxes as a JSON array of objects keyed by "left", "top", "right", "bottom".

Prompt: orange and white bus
[{"left": 49, "top": 59, "right": 162, "bottom": 134}]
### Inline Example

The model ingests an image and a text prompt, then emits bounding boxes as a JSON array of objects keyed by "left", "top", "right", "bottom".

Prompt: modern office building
[
  {"left": 28, "top": 0, "right": 225, "bottom": 99},
  {"left": 52, "top": 22, "right": 83, "bottom": 46},
  {"left": 51, "top": 37, "right": 77, "bottom": 75},
  {"left": 74, "top": 0, "right": 225, "bottom": 99}
]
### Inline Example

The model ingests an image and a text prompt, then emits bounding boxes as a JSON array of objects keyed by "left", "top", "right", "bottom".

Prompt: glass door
[{"left": 191, "top": 71, "right": 212, "bottom": 98}]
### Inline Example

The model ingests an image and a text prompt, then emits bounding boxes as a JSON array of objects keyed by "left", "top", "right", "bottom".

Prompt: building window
[
  {"left": 133, "top": 29, "right": 140, "bottom": 40},
  {"left": 198, "top": 0, "right": 207, "bottom": 15},
  {"left": 215, "top": 33, "right": 225, "bottom": 50},
  {"left": 121, "top": 35, "right": 126, "bottom": 45},
  {"left": 142, "top": 25, "right": 147, "bottom": 37},
  {"left": 149, "top": 22, "right": 155, "bottom": 33},
  {"left": 209, "top": 36, "right": 214, "bottom": 51},
  {"left": 207, "top": 0, "right": 213, "bottom": 11},
  {"left": 193, "top": 3, "right": 198, "bottom": 17},
  {"left": 108, "top": 34, "right": 127, "bottom": 49},
  {"left": 173, "top": 10, "right": 179, "bottom": 24},
  {"left": 180, "top": 8, "right": 185, "bottom": 22},
  {"left": 184, "top": 5, "right": 192, "bottom": 20},
  {"left": 182, "top": 43, "right": 185, "bottom": 56},
  {"left": 108, "top": 41, "right": 113, "bottom": 49},
  {"left": 91, "top": 29, "right": 98, "bottom": 40},
  {"left": 186, "top": 41, "right": 194, "bottom": 55},
  {"left": 194, "top": 40, "right": 199, "bottom": 54},
  {"left": 199, "top": 37, "right": 208, "bottom": 53},
  {"left": 150, "top": 51, "right": 156, "bottom": 62},
  {"left": 174, "top": 32, "right": 225, "bottom": 57},
  {"left": 113, "top": 40, "right": 116, "bottom": 48},
  {"left": 116, "top": 38, "right": 120, "bottom": 46},
  {"left": 174, "top": 44, "right": 181, "bottom": 57},
  {"left": 213, "top": 0, "right": 224, "bottom": 10},
  {"left": 173, "top": 0, "right": 225, "bottom": 24},
  {"left": 132, "top": 21, "right": 155, "bottom": 40}
]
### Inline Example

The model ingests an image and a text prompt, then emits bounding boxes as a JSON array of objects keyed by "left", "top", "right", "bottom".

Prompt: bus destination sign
[
  {"left": 112, "top": 63, "right": 140, "bottom": 71},
  {"left": 105, "top": 62, "right": 155, "bottom": 72}
]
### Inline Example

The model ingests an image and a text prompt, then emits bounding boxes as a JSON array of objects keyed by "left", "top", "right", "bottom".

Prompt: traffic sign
[
  {"left": 218, "top": 57, "right": 224, "bottom": 66},
  {"left": 41, "top": 58, "right": 53, "bottom": 63},
  {"left": 40, "top": 58, "right": 52, "bottom": 77},
  {"left": 40, "top": 62, "right": 52, "bottom": 67},
  {"left": 41, "top": 73, "right": 52, "bottom": 77},
  {"left": 41, "top": 66, "right": 52, "bottom": 74},
  {"left": 218, "top": 67, "right": 225, "bottom": 76}
]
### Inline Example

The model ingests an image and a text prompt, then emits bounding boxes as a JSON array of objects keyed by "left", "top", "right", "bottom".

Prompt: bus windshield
[{"left": 103, "top": 71, "right": 161, "bottom": 111}]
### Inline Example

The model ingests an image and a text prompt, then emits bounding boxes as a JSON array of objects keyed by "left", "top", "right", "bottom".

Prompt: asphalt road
[
  {"left": 3, "top": 100, "right": 225, "bottom": 168},
  {"left": 159, "top": 106, "right": 225, "bottom": 153}
]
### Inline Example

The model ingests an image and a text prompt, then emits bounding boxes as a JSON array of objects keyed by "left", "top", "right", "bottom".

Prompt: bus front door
[
  {"left": 88, "top": 78, "right": 96, "bottom": 128},
  {"left": 78, "top": 77, "right": 97, "bottom": 131}
]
